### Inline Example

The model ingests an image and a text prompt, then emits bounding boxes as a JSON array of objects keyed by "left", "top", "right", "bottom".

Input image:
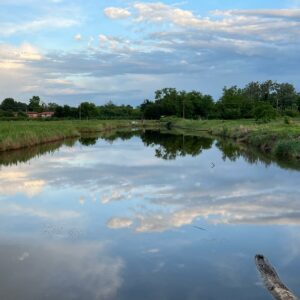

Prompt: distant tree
[
  {"left": 188, "top": 92, "right": 214, "bottom": 119},
  {"left": 218, "top": 86, "right": 247, "bottom": 119},
  {"left": 47, "top": 102, "right": 59, "bottom": 112},
  {"left": 79, "top": 102, "right": 98, "bottom": 119},
  {"left": 54, "top": 105, "right": 79, "bottom": 119},
  {"left": 1, "top": 98, "right": 27, "bottom": 112},
  {"left": 260, "top": 80, "right": 277, "bottom": 103},
  {"left": 141, "top": 101, "right": 163, "bottom": 119},
  {"left": 155, "top": 88, "right": 180, "bottom": 116},
  {"left": 243, "top": 81, "right": 262, "bottom": 102},
  {"left": 253, "top": 102, "right": 277, "bottom": 122},
  {"left": 1, "top": 98, "right": 16, "bottom": 111},
  {"left": 273, "top": 83, "right": 298, "bottom": 111},
  {"left": 28, "top": 96, "right": 41, "bottom": 112}
]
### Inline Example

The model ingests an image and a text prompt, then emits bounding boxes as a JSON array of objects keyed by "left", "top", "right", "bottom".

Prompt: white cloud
[
  {"left": 99, "top": 34, "right": 109, "bottom": 43},
  {"left": 104, "top": 7, "right": 131, "bottom": 19},
  {"left": 74, "top": 33, "right": 82, "bottom": 41},
  {"left": 133, "top": 2, "right": 199, "bottom": 26},
  {"left": 107, "top": 217, "right": 133, "bottom": 229},
  {"left": 0, "top": 42, "right": 42, "bottom": 63},
  {"left": 216, "top": 8, "right": 300, "bottom": 18},
  {"left": 130, "top": 3, "right": 300, "bottom": 42},
  {"left": 0, "top": 3, "right": 299, "bottom": 103},
  {"left": 0, "top": 17, "right": 78, "bottom": 36}
]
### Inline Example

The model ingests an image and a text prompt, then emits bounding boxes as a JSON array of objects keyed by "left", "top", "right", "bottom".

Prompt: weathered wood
[{"left": 255, "top": 254, "right": 298, "bottom": 300}]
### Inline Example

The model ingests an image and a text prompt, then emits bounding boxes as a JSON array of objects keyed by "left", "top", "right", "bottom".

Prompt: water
[{"left": 0, "top": 130, "right": 299, "bottom": 300}]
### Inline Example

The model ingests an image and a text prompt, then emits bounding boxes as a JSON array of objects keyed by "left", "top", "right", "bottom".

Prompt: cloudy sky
[{"left": 1, "top": 0, "right": 299, "bottom": 105}]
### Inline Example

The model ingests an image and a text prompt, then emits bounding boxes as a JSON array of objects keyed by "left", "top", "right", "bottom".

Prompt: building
[
  {"left": 39, "top": 111, "right": 55, "bottom": 118},
  {"left": 26, "top": 112, "right": 39, "bottom": 119},
  {"left": 26, "top": 111, "right": 55, "bottom": 119}
]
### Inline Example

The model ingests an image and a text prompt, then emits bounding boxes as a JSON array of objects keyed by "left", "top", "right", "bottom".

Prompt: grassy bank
[
  {"left": 0, "top": 120, "right": 158, "bottom": 151},
  {"left": 163, "top": 117, "right": 300, "bottom": 161}
]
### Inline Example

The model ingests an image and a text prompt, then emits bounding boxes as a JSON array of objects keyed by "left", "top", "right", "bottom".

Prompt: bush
[
  {"left": 273, "top": 140, "right": 300, "bottom": 160},
  {"left": 284, "top": 116, "right": 291, "bottom": 124},
  {"left": 284, "top": 109, "right": 299, "bottom": 118},
  {"left": 253, "top": 102, "right": 277, "bottom": 123}
]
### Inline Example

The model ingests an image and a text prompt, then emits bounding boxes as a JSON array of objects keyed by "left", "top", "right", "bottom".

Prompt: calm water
[{"left": 0, "top": 130, "right": 300, "bottom": 300}]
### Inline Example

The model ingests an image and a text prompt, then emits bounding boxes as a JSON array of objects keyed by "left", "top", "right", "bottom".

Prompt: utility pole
[{"left": 182, "top": 98, "right": 185, "bottom": 119}]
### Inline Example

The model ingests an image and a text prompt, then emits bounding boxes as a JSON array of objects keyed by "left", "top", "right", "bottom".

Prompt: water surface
[{"left": 0, "top": 130, "right": 300, "bottom": 300}]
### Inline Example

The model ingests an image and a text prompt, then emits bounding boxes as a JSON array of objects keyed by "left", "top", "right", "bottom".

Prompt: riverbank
[
  {"left": 0, "top": 120, "right": 158, "bottom": 152},
  {"left": 163, "top": 117, "right": 300, "bottom": 161}
]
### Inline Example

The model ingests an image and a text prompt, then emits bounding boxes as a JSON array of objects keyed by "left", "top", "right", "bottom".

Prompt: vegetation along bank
[
  {"left": 164, "top": 117, "right": 300, "bottom": 161},
  {"left": 0, "top": 79, "right": 300, "bottom": 160},
  {"left": 0, "top": 120, "right": 158, "bottom": 152}
]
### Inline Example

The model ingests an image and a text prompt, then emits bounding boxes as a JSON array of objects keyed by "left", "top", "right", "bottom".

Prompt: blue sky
[{"left": 0, "top": 0, "right": 299, "bottom": 105}]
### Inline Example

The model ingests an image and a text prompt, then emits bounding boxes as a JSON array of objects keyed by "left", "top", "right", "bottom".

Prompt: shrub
[
  {"left": 284, "top": 109, "right": 299, "bottom": 118},
  {"left": 273, "top": 140, "right": 300, "bottom": 160},
  {"left": 284, "top": 116, "right": 291, "bottom": 124},
  {"left": 253, "top": 102, "right": 277, "bottom": 123}
]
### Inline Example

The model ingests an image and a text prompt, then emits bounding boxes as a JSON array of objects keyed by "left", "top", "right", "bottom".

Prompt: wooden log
[{"left": 255, "top": 254, "right": 298, "bottom": 300}]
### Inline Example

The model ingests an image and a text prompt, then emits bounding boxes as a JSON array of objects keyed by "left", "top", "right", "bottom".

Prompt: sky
[{"left": 0, "top": 0, "right": 299, "bottom": 106}]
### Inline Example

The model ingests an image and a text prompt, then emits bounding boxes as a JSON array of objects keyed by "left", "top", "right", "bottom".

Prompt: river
[{"left": 0, "top": 129, "right": 299, "bottom": 300}]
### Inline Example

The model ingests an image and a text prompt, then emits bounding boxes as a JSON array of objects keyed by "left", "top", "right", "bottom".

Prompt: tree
[
  {"left": 243, "top": 82, "right": 261, "bottom": 102},
  {"left": 274, "top": 83, "right": 298, "bottom": 111},
  {"left": 260, "top": 80, "right": 276, "bottom": 103},
  {"left": 79, "top": 102, "right": 98, "bottom": 119},
  {"left": 155, "top": 88, "right": 180, "bottom": 117},
  {"left": 1, "top": 98, "right": 16, "bottom": 111},
  {"left": 28, "top": 96, "right": 41, "bottom": 112},
  {"left": 188, "top": 92, "right": 214, "bottom": 119},
  {"left": 218, "top": 86, "right": 247, "bottom": 119},
  {"left": 253, "top": 102, "right": 277, "bottom": 122},
  {"left": 1, "top": 98, "right": 27, "bottom": 112}
]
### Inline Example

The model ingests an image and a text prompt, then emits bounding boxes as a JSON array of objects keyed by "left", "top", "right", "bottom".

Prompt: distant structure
[{"left": 27, "top": 111, "right": 55, "bottom": 119}]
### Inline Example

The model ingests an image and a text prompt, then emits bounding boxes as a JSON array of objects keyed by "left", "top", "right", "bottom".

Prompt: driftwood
[{"left": 255, "top": 254, "right": 298, "bottom": 300}]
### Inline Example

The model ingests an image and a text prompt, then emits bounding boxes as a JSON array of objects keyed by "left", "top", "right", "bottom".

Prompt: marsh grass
[
  {"left": 0, "top": 120, "right": 156, "bottom": 151},
  {"left": 162, "top": 117, "right": 300, "bottom": 161}
]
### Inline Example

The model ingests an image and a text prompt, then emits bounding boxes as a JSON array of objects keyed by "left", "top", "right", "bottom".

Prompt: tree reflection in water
[{"left": 0, "top": 129, "right": 299, "bottom": 171}]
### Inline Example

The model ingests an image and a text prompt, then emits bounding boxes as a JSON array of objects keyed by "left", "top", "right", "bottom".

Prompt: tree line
[
  {"left": 0, "top": 97, "right": 140, "bottom": 120},
  {"left": 140, "top": 81, "right": 300, "bottom": 121},
  {"left": 1, "top": 80, "right": 300, "bottom": 121}
]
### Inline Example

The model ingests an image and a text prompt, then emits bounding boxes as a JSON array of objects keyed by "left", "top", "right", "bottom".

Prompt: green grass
[
  {"left": 162, "top": 117, "right": 300, "bottom": 161},
  {"left": 2, "top": 118, "right": 300, "bottom": 162},
  {"left": 0, "top": 120, "right": 158, "bottom": 151}
]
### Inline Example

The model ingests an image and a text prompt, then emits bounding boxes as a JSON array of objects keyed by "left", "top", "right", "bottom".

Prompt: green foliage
[
  {"left": 79, "top": 102, "right": 98, "bottom": 119},
  {"left": 140, "top": 88, "right": 214, "bottom": 119},
  {"left": 28, "top": 96, "right": 41, "bottom": 112},
  {"left": 273, "top": 140, "right": 300, "bottom": 160},
  {"left": 1, "top": 80, "right": 300, "bottom": 120},
  {"left": 218, "top": 86, "right": 248, "bottom": 119},
  {"left": 1, "top": 98, "right": 27, "bottom": 112},
  {"left": 284, "top": 108, "right": 299, "bottom": 117},
  {"left": 284, "top": 116, "right": 291, "bottom": 124},
  {"left": 166, "top": 117, "right": 300, "bottom": 162},
  {"left": 0, "top": 120, "right": 148, "bottom": 151},
  {"left": 253, "top": 102, "right": 277, "bottom": 122}
]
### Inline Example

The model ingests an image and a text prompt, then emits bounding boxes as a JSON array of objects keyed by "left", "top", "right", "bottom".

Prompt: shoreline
[
  {"left": 162, "top": 117, "right": 300, "bottom": 162},
  {"left": 1, "top": 118, "right": 300, "bottom": 163},
  {"left": 0, "top": 120, "right": 158, "bottom": 152}
]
